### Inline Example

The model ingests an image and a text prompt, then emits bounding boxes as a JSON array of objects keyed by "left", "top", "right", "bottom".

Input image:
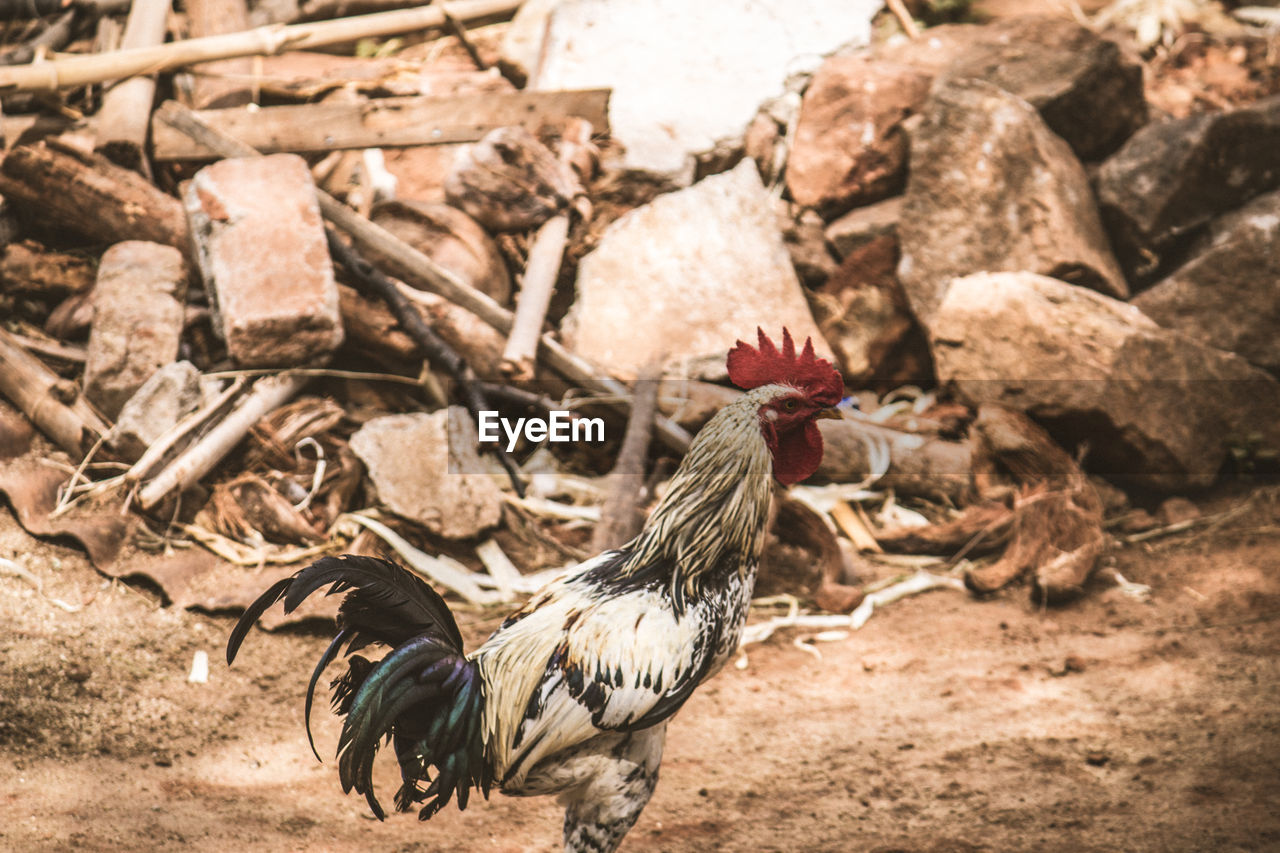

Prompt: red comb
[{"left": 726, "top": 328, "right": 843, "bottom": 406}]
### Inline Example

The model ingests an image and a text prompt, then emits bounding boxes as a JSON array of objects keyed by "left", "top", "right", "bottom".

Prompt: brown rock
[
  {"left": 780, "top": 204, "right": 838, "bottom": 288},
  {"left": 811, "top": 234, "right": 932, "bottom": 389},
  {"left": 897, "top": 78, "right": 1127, "bottom": 323},
  {"left": 83, "top": 241, "right": 188, "bottom": 419},
  {"left": 1132, "top": 190, "right": 1280, "bottom": 374},
  {"left": 929, "top": 271, "right": 1280, "bottom": 490},
  {"left": 786, "top": 56, "right": 933, "bottom": 215},
  {"left": 1096, "top": 96, "right": 1280, "bottom": 281},
  {"left": 880, "top": 16, "right": 1147, "bottom": 161},
  {"left": 444, "top": 126, "right": 581, "bottom": 233},
  {"left": 184, "top": 154, "right": 343, "bottom": 368}
]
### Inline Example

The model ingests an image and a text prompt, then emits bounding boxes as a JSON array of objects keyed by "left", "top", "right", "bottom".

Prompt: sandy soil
[{"left": 1, "top": 484, "right": 1277, "bottom": 853}]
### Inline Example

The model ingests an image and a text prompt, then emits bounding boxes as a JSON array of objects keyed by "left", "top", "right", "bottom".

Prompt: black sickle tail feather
[
  {"left": 336, "top": 635, "right": 490, "bottom": 819},
  {"left": 226, "top": 554, "right": 492, "bottom": 819}
]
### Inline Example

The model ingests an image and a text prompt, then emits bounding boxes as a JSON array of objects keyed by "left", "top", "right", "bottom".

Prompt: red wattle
[{"left": 769, "top": 421, "right": 824, "bottom": 486}]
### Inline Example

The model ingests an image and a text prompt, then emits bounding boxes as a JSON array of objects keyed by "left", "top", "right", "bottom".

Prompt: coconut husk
[{"left": 963, "top": 405, "right": 1105, "bottom": 603}]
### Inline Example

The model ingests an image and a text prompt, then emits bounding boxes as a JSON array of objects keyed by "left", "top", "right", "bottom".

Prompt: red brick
[
  {"left": 184, "top": 154, "right": 342, "bottom": 367},
  {"left": 84, "top": 241, "right": 187, "bottom": 419}
]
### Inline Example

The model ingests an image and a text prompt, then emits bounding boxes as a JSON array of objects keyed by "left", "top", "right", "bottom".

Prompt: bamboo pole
[
  {"left": 94, "top": 0, "right": 172, "bottom": 172},
  {"left": 0, "top": 0, "right": 521, "bottom": 93},
  {"left": 137, "top": 373, "right": 308, "bottom": 510}
]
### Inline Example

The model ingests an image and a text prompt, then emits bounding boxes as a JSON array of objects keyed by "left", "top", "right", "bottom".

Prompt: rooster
[{"left": 226, "top": 328, "right": 843, "bottom": 852}]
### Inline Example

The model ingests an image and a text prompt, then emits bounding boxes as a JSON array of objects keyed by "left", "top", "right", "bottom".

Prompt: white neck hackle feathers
[{"left": 618, "top": 384, "right": 793, "bottom": 602}]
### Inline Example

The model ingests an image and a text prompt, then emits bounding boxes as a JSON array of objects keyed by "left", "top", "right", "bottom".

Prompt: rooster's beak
[{"left": 815, "top": 407, "right": 841, "bottom": 420}]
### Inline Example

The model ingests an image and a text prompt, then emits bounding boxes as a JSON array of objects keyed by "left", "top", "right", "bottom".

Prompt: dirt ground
[{"left": 0, "top": 483, "right": 1276, "bottom": 853}]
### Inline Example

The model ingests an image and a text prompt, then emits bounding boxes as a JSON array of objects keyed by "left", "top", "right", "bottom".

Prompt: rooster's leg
[{"left": 559, "top": 723, "right": 667, "bottom": 853}]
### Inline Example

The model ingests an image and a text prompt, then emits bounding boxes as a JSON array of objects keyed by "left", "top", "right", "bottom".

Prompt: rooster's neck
[{"left": 616, "top": 386, "right": 785, "bottom": 606}]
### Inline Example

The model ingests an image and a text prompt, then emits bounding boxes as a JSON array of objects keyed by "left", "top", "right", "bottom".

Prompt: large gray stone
[
  {"left": 535, "top": 0, "right": 879, "bottom": 183},
  {"left": 897, "top": 78, "right": 1127, "bottom": 323},
  {"left": 561, "top": 160, "right": 831, "bottom": 378},
  {"left": 1132, "top": 190, "right": 1280, "bottom": 374},
  {"left": 929, "top": 271, "right": 1280, "bottom": 490}
]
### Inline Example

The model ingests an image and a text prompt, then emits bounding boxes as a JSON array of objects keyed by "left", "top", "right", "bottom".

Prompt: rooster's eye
[{"left": 782, "top": 400, "right": 798, "bottom": 411}]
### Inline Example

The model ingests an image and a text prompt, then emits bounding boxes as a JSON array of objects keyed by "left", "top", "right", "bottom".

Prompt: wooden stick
[
  {"left": 150, "top": 89, "right": 611, "bottom": 160},
  {"left": 294, "top": 0, "right": 426, "bottom": 22},
  {"left": 124, "top": 376, "right": 247, "bottom": 486},
  {"left": 591, "top": 373, "right": 658, "bottom": 552},
  {"left": 0, "top": 141, "right": 189, "bottom": 252},
  {"left": 93, "top": 0, "right": 172, "bottom": 174},
  {"left": 0, "top": 0, "right": 522, "bottom": 92},
  {"left": 0, "top": 10, "right": 78, "bottom": 68},
  {"left": 137, "top": 373, "right": 308, "bottom": 510},
  {"left": 500, "top": 118, "right": 594, "bottom": 381},
  {"left": 152, "top": 100, "right": 693, "bottom": 454},
  {"left": 885, "top": 0, "right": 920, "bottom": 38},
  {"left": 0, "top": 326, "right": 108, "bottom": 456},
  {"left": 325, "top": 229, "right": 527, "bottom": 496},
  {"left": 501, "top": 212, "right": 568, "bottom": 381}
]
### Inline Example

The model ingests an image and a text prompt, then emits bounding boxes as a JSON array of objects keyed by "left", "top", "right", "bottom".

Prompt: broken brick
[
  {"left": 83, "top": 241, "right": 187, "bottom": 419},
  {"left": 184, "top": 154, "right": 343, "bottom": 368}
]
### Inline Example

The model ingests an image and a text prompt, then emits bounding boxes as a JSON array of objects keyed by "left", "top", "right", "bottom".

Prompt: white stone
[
  {"left": 562, "top": 160, "right": 832, "bottom": 378},
  {"left": 535, "top": 0, "right": 879, "bottom": 182},
  {"left": 349, "top": 409, "right": 504, "bottom": 539}
]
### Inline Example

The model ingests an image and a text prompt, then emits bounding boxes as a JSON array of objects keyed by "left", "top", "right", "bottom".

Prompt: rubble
[
  {"left": 370, "top": 199, "right": 512, "bottom": 304},
  {"left": 787, "top": 18, "right": 1146, "bottom": 222},
  {"left": 897, "top": 78, "right": 1128, "bottom": 323},
  {"left": 443, "top": 126, "right": 582, "bottom": 232},
  {"left": 1132, "top": 189, "right": 1280, "bottom": 374},
  {"left": 883, "top": 16, "right": 1147, "bottom": 161},
  {"left": 810, "top": 235, "right": 932, "bottom": 389},
  {"left": 928, "top": 271, "right": 1280, "bottom": 490},
  {"left": 0, "top": 1, "right": 1276, "bottom": 627},
  {"left": 184, "top": 153, "right": 344, "bottom": 367},
  {"left": 562, "top": 160, "right": 831, "bottom": 378},
  {"left": 83, "top": 241, "right": 188, "bottom": 419},
  {"left": 824, "top": 196, "right": 902, "bottom": 260}
]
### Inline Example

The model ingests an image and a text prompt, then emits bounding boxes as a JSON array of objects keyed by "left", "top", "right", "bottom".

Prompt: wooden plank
[{"left": 150, "top": 88, "right": 611, "bottom": 160}]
